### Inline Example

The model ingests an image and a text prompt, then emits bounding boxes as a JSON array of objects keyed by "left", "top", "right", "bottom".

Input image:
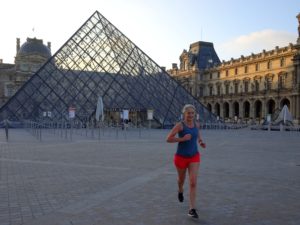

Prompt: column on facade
[
  {"left": 297, "top": 62, "right": 300, "bottom": 89},
  {"left": 211, "top": 102, "right": 215, "bottom": 115},
  {"left": 219, "top": 101, "right": 224, "bottom": 120},
  {"left": 294, "top": 53, "right": 300, "bottom": 88},
  {"left": 295, "top": 95, "right": 300, "bottom": 124},
  {"left": 275, "top": 96, "right": 280, "bottom": 111},
  {"left": 291, "top": 95, "right": 296, "bottom": 119},
  {"left": 229, "top": 100, "right": 233, "bottom": 120},
  {"left": 261, "top": 98, "right": 266, "bottom": 119},
  {"left": 239, "top": 100, "right": 243, "bottom": 120},
  {"left": 249, "top": 99, "right": 255, "bottom": 119}
]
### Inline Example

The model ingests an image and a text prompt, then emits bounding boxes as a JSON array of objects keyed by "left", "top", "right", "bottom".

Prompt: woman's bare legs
[
  {"left": 188, "top": 162, "right": 200, "bottom": 209},
  {"left": 176, "top": 167, "right": 186, "bottom": 193}
]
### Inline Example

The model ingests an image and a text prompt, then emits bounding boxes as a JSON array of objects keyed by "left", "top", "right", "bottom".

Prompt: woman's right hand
[{"left": 182, "top": 134, "right": 192, "bottom": 141}]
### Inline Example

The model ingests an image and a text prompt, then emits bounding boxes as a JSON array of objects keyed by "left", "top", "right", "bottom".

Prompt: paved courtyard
[{"left": 0, "top": 127, "right": 299, "bottom": 225}]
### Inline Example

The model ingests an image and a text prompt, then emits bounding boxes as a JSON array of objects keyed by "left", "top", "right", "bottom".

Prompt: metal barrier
[{"left": 22, "top": 120, "right": 148, "bottom": 141}]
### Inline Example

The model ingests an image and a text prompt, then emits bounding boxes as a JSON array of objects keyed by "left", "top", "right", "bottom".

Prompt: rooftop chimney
[
  {"left": 16, "top": 38, "right": 20, "bottom": 53},
  {"left": 47, "top": 41, "right": 51, "bottom": 51}
]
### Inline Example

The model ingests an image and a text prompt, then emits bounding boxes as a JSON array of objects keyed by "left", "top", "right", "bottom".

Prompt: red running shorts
[{"left": 174, "top": 152, "right": 200, "bottom": 169}]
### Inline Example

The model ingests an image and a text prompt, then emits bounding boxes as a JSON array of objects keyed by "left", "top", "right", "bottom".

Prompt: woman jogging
[{"left": 166, "top": 104, "right": 206, "bottom": 219}]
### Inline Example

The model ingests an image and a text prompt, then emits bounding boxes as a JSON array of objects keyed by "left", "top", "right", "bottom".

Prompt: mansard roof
[{"left": 188, "top": 41, "right": 221, "bottom": 69}]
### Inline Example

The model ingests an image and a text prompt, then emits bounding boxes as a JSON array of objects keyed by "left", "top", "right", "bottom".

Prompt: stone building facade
[
  {"left": 0, "top": 37, "right": 51, "bottom": 107},
  {"left": 168, "top": 13, "right": 300, "bottom": 124}
]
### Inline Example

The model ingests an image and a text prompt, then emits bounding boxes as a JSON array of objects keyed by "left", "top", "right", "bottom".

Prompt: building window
[
  {"left": 280, "top": 57, "right": 285, "bottom": 67},
  {"left": 244, "top": 81, "right": 249, "bottom": 93},
  {"left": 255, "top": 63, "right": 259, "bottom": 71},
  {"left": 255, "top": 80, "right": 259, "bottom": 92},
  {"left": 278, "top": 75, "right": 285, "bottom": 89},
  {"left": 266, "top": 77, "right": 272, "bottom": 90},
  {"left": 234, "top": 83, "right": 238, "bottom": 94},
  {"left": 217, "top": 85, "right": 221, "bottom": 96},
  {"left": 209, "top": 86, "right": 213, "bottom": 96},
  {"left": 225, "top": 84, "right": 229, "bottom": 95},
  {"left": 244, "top": 65, "right": 248, "bottom": 73},
  {"left": 198, "top": 73, "right": 203, "bottom": 81},
  {"left": 20, "top": 63, "right": 29, "bottom": 71},
  {"left": 217, "top": 72, "right": 220, "bottom": 78},
  {"left": 210, "top": 73, "right": 212, "bottom": 79},
  {"left": 5, "top": 84, "right": 14, "bottom": 97},
  {"left": 226, "top": 70, "right": 229, "bottom": 77},
  {"left": 199, "top": 87, "right": 203, "bottom": 97},
  {"left": 235, "top": 68, "right": 238, "bottom": 75},
  {"left": 184, "top": 61, "right": 188, "bottom": 70},
  {"left": 267, "top": 60, "right": 272, "bottom": 70}
]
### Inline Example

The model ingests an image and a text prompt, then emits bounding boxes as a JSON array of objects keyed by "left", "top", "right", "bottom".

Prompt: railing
[
  {"left": 200, "top": 122, "right": 248, "bottom": 130},
  {"left": 250, "top": 124, "right": 300, "bottom": 132},
  {"left": 22, "top": 120, "right": 147, "bottom": 141}
]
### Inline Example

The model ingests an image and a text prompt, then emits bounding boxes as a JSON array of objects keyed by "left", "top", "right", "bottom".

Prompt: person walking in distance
[
  {"left": 166, "top": 104, "right": 206, "bottom": 219},
  {"left": 4, "top": 119, "right": 9, "bottom": 141}
]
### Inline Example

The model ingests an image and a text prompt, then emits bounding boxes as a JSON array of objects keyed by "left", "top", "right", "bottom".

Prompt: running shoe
[
  {"left": 188, "top": 208, "right": 199, "bottom": 219},
  {"left": 178, "top": 192, "right": 184, "bottom": 202}
]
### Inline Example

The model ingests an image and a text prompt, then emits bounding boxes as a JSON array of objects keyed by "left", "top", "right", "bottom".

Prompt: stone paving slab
[{"left": 0, "top": 128, "right": 299, "bottom": 225}]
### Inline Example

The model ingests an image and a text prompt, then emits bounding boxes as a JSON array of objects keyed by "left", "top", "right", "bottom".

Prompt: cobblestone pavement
[{"left": 0, "top": 128, "right": 299, "bottom": 225}]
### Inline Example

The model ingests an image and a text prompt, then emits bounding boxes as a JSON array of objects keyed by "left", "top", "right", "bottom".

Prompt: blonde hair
[{"left": 182, "top": 104, "right": 196, "bottom": 114}]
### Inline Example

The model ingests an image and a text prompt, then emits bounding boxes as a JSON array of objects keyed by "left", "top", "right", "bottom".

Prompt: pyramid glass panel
[{"left": 0, "top": 11, "right": 217, "bottom": 127}]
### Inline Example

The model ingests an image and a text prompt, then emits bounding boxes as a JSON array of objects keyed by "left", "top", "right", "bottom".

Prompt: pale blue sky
[{"left": 0, "top": 0, "right": 299, "bottom": 68}]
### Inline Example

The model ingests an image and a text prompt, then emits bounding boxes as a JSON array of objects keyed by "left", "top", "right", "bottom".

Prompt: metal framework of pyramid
[{"left": 0, "top": 11, "right": 217, "bottom": 127}]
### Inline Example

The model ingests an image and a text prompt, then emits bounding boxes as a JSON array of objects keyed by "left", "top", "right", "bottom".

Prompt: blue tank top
[{"left": 176, "top": 122, "right": 199, "bottom": 157}]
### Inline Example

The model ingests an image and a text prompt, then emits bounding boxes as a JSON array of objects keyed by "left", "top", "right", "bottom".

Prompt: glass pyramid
[{"left": 0, "top": 11, "right": 217, "bottom": 127}]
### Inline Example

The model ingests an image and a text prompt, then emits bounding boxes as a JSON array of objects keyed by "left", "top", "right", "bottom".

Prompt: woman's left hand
[
  {"left": 200, "top": 142, "right": 206, "bottom": 148},
  {"left": 198, "top": 140, "right": 206, "bottom": 148}
]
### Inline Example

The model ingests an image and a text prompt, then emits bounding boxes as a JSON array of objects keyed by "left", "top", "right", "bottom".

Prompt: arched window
[
  {"left": 207, "top": 103, "right": 212, "bottom": 112},
  {"left": 243, "top": 101, "right": 250, "bottom": 118},
  {"left": 255, "top": 101, "right": 262, "bottom": 118},
  {"left": 244, "top": 81, "right": 249, "bottom": 93},
  {"left": 278, "top": 73, "right": 286, "bottom": 89},
  {"left": 255, "top": 63, "right": 259, "bottom": 71},
  {"left": 255, "top": 80, "right": 260, "bottom": 92},
  {"left": 267, "top": 99, "right": 276, "bottom": 114},
  {"left": 267, "top": 60, "right": 272, "bottom": 70},
  {"left": 280, "top": 57, "right": 285, "bottom": 67},
  {"left": 209, "top": 86, "right": 213, "bottom": 96},
  {"left": 278, "top": 75, "right": 284, "bottom": 89},
  {"left": 223, "top": 102, "right": 230, "bottom": 118},
  {"left": 265, "top": 76, "right": 272, "bottom": 91},
  {"left": 225, "top": 84, "right": 229, "bottom": 95},
  {"left": 233, "top": 102, "right": 239, "bottom": 117},
  {"left": 198, "top": 87, "right": 203, "bottom": 97},
  {"left": 234, "top": 83, "right": 238, "bottom": 94},
  {"left": 280, "top": 98, "right": 290, "bottom": 109},
  {"left": 217, "top": 85, "right": 221, "bottom": 96},
  {"left": 214, "top": 103, "right": 220, "bottom": 116}
]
